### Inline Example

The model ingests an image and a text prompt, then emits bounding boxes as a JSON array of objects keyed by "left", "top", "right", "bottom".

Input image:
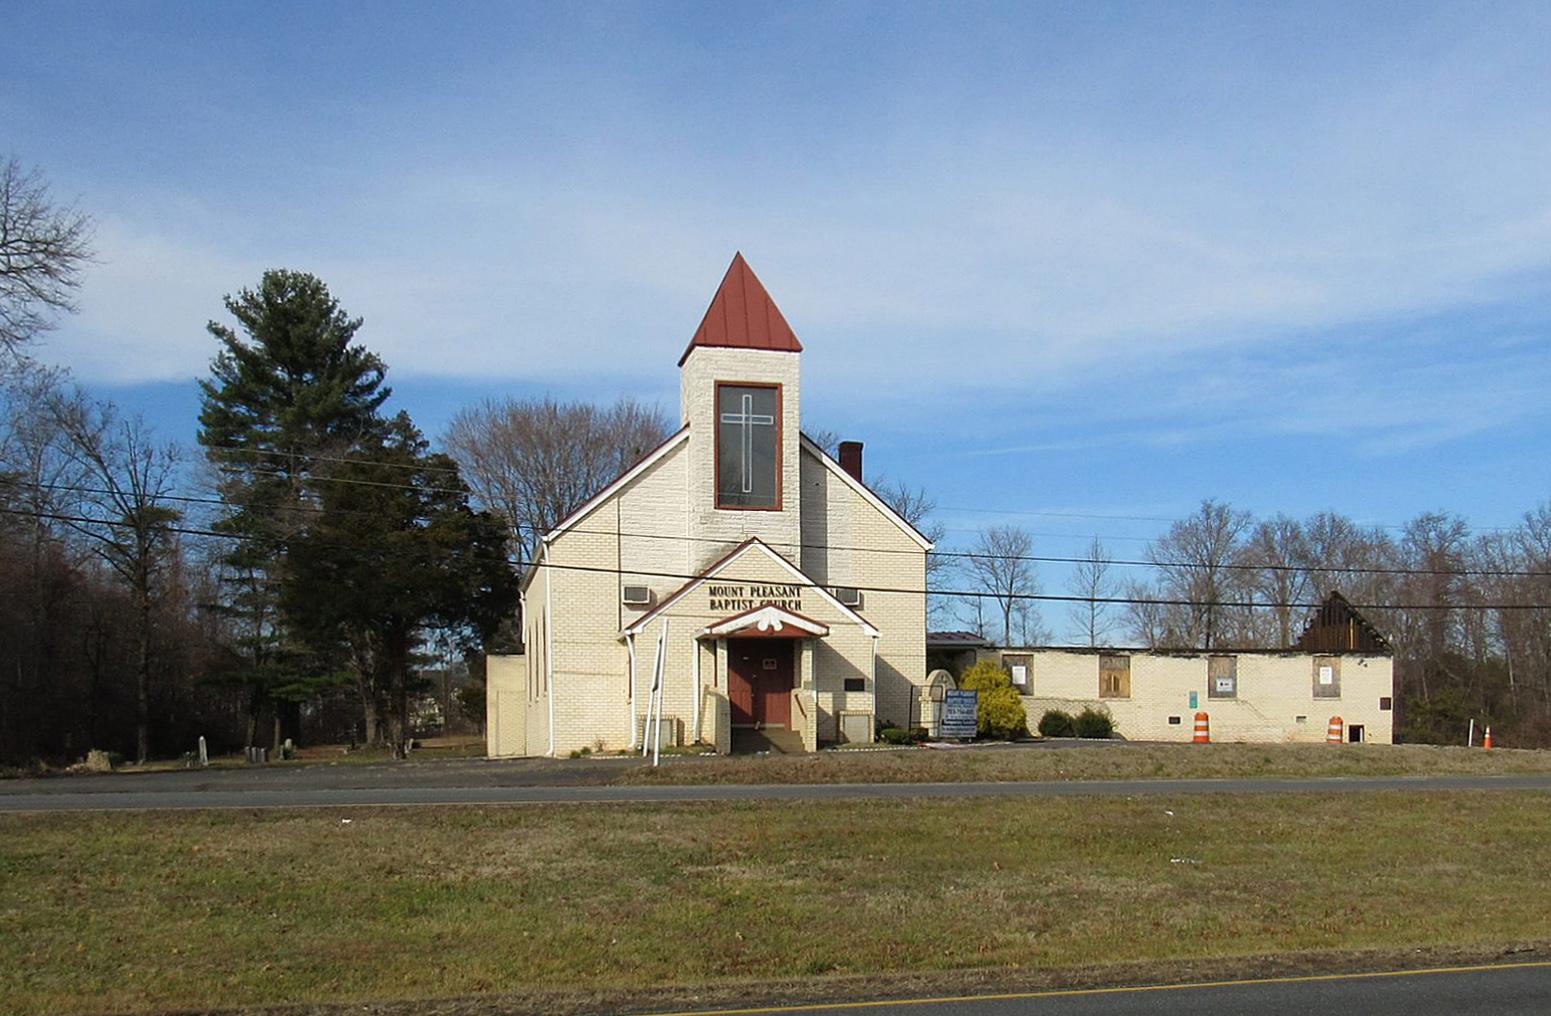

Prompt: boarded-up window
[
  {"left": 1099, "top": 655, "right": 1131, "bottom": 698},
  {"left": 1208, "top": 656, "right": 1237, "bottom": 699},
  {"left": 1006, "top": 655, "right": 1030, "bottom": 691},
  {"left": 1313, "top": 656, "right": 1341, "bottom": 698}
]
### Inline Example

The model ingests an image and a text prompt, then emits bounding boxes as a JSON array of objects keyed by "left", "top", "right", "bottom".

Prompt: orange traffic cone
[
  {"left": 1192, "top": 711, "right": 1210, "bottom": 744},
  {"left": 1484, "top": 727, "right": 1493, "bottom": 750},
  {"left": 1327, "top": 716, "right": 1344, "bottom": 744}
]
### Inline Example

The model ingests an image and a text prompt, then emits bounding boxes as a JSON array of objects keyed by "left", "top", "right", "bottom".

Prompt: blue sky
[{"left": 5, "top": 1, "right": 1550, "bottom": 630}]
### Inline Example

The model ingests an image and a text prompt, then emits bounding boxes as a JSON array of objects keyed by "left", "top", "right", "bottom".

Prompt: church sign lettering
[{"left": 707, "top": 583, "right": 802, "bottom": 613}]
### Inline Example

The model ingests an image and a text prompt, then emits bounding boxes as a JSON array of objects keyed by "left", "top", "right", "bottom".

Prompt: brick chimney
[{"left": 838, "top": 440, "right": 863, "bottom": 482}]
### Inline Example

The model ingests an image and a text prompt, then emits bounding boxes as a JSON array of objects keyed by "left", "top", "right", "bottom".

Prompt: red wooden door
[
  {"left": 759, "top": 646, "right": 794, "bottom": 727},
  {"left": 729, "top": 640, "right": 795, "bottom": 728},
  {"left": 727, "top": 645, "right": 755, "bottom": 726}
]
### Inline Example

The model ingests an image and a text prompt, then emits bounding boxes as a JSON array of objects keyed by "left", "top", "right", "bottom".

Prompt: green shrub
[
  {"left": 1074, "top": 707, "right": 1115, "bottom": 739},
  {"left": 957, "top": 660, "right": 1030, "bottom": 740},
  {"left": 909, "top": 726, "right": 929, "bottom": 743},
  {"left": 1038, "top": 709, "right": 1076, "bottom": 737},
  {"left": 879, "top": 726, "right": 912, "bottom": 745}
]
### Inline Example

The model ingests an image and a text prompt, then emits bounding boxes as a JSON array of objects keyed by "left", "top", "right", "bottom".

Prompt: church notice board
[{"left": 940, "top": 689, "right": 979, "bottom": 739}]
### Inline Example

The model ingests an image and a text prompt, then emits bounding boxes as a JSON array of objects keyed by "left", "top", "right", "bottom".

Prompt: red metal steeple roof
[{"left": 678, "top": 252, "right": 803, "bottom": 366}]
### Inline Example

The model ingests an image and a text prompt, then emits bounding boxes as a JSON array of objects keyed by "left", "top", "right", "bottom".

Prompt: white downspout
[
  {"left": 691, "top": 635, "right": 701, "bottom": 744},
  {"left": 870, "top": 635, "right": 879, "bottom": 739},
  {"left": 545, "top": 556, "right": 555, "bottom": 757},
  {"left": 626, "top": 632, "right": 637, "bottom": 749}
]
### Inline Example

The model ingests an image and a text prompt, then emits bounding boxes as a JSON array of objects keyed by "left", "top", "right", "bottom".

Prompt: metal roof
[{"left": 679, "top": 252, "right": 803, "bottom": 365}]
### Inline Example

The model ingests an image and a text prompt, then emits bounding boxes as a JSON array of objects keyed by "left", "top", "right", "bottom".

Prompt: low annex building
[
  {"left": 487, "top": 254, "right": 931, "bottom": 757},
  {"left": 927, "top": 593, "right": 1396, "bottom": 744}
]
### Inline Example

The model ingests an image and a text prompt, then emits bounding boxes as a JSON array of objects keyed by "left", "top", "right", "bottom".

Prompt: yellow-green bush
[{"left": 957, "top": 659, "right": 1030, "bottom": 740}]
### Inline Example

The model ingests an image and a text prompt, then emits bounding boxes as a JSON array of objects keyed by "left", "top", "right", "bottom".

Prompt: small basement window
[
  {"left": 1379, "top": 697, "right": 1393, "bottom": 711},
  {"left": 1208, "top": 655, "right": 1237, "bottom": 699},
  {"left": 1168, "top": 716, "right": 1181, "bottom": 725}
]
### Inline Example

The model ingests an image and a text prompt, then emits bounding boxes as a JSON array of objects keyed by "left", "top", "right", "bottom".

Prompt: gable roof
[
  {"left": 539, "top": 425, "right": 690, "bottom": 547},
  {"left": 623, "top": 538, "right": 879, "bottom": 638},
  {"left": 678, "top": 252, "right": 803, "bottom": 366},
  {"left": 799, "top": 434, "right": 935, "bottom": 551},
  {"left": 1294, "top": 591, "right": 1392, "bottom": 654}
]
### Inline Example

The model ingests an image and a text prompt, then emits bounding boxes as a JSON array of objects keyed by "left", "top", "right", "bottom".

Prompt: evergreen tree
[
  {"left": 282, "top": 413, "right": 515, "bottom": 755},
  {"left": 197, "top": 270, "right": 390, "bottom": 745}
]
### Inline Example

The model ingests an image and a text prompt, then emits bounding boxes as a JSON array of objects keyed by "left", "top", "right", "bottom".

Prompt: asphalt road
[
  {"left": 651, "top": 962, "right": 1551, "bottom": 1016},
  {"left": 3, "top": 757, "right": 1551, "bottom": 811}
]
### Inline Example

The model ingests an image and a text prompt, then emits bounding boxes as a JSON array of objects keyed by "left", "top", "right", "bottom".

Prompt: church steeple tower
[{"left": 679, "top": 253, "right": 804, "bottom": 568}]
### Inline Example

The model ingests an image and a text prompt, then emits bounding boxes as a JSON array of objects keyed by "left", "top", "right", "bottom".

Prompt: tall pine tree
[{"left": 197, "top": 270, "right": 390, "bottom": 746}]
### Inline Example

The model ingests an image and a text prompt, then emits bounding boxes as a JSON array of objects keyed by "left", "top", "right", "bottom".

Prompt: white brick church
[{"left": 486, "top": 254, "right": 932, "bottom": 756}]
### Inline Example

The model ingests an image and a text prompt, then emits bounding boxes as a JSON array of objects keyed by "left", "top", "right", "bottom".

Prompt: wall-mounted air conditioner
[
  {"left": 834, "top": 587, "right": 862, "bottom": 607},
  {"left": 622, "top": 585, "right": 652, "bottom": 606}
]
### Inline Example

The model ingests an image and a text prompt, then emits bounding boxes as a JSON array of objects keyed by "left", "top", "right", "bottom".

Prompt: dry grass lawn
[
  {"left": 621, "top": 740, "right": 1551, "bottom": 785},
  {"left": 3, "top": 790, "right": 1551, "bottom": 1015}
]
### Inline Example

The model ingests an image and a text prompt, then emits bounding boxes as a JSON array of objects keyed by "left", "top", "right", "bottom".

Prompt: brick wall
[{"left": 980, "top": 648, "right": 1395, "bottom": 743}]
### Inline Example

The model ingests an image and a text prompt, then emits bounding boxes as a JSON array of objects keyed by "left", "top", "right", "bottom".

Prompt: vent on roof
[
  {"left": 622, "top": 585, "right": 653, "bottom": 606},
  {"left": 834, "top": 587, "right": 862, "bottom": 607}
]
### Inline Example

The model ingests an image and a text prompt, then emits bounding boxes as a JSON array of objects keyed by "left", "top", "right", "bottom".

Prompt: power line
[
  {"left": 12, "top": 475, "right": 1551, "bottom": 581},
  {"left": 198, "top": 439, "right": 1527, "bottom": 534},
  {"left": 4, "top": 503, "right": 1548, "bottom": 613}
]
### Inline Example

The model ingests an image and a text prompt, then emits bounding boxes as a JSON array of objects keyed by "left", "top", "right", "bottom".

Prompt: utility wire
[
  {"left": 197, "top": 441, "right": 1526, "bottom": 533},
  {"left": 4, "top": 503, "right": 1548, "bottom": 613},
  {"left": 12, "top": 476, "right": 1551, "bottom": 580}
]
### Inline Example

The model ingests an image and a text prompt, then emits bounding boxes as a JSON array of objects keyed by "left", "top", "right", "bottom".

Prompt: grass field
[
  {"left": 4, "top": 790, "right": 1550, "bottom": 1015},
  {"left": 622, "top": 741, "right": 1551, "bottom": 785}
]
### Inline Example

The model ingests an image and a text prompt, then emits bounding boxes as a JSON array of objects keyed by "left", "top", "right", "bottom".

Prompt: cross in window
[{"left": 720, "top": 393, "right": 775, "bottom": 493}]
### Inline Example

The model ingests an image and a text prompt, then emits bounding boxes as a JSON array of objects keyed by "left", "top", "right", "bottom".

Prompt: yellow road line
[{"left": 647, "top": 959, "right": 1551, "bottom": 1015}]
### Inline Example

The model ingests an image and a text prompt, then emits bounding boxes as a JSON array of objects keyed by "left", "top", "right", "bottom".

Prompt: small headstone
[
  {"left": 197, "top": 736, "right": 208, "bottom": 767},
  {"left": 84, "top": 749, "right": 115, "bottom": 773}
]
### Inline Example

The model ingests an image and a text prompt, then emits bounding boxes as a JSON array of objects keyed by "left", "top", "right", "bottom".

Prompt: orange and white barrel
[
  {"left": 1327, "top": 716, "right": 1344, "bottom": 744},
  {"left": 1192, "top": 711, "right": 1210, "bottom": 744}
]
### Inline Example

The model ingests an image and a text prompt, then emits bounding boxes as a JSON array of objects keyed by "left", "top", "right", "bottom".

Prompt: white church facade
[{"left": 486, "top": 254, "right": 931, "bottom": 757}]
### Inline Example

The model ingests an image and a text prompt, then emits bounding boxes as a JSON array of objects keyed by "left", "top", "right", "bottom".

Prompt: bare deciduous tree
[
  {"left": 1239, "top": 514, "right": 1310, "bottom": 647},
  {"left": 443, "top": 396, "right": 670, "bottom": 570},
  {"left": 803, "top": 427, "right": 841, "bottom": 457},
  {"left": 1068, "top": 535, "right": 1119, "bottom": 646},
  {"left": 49, "top": 389, "right": 181, "bottom": 763},
  {"left": 965, "top": 524, "right": 1038, "bottom": 645},
  {"left": 1145, "top": 499, "right": 1252, "bottom": 649},
  {"left": 0, "top": 157, "right": 95, "bottom": 365}
]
